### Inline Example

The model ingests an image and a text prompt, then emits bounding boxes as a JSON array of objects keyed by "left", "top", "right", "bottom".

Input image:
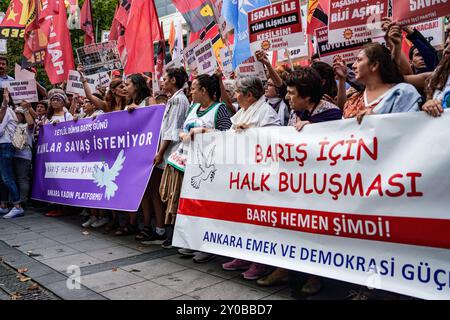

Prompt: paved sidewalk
[
  {"left": 0, "top": 208, "right": 294, "bottom": 300},
  {"left": 0, "top": 208, "right": 410, "bottom": 300}
]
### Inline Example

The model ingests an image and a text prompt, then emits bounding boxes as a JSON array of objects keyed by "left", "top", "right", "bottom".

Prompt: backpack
[{"left": 10, "top": 124, "right": 29, "bottom": 150}]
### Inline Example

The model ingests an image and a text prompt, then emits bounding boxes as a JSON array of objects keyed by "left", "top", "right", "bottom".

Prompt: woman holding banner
[
  {"left": 136, "top": 68, "right": 190, "bottom": 245},
  {"left": 47, "top": 90, "right": 74, "bottom": 125},
  {"left": 221, "top": 76, "right": 280, "bottom": 280},
  {"left": 113, "top": 74, "right": 151, "bottom": 236},
  {"left": 164, "top": 73, "right": 232, "bottom": 255}
]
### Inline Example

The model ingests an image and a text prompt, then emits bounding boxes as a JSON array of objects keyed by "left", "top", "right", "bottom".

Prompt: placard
[
  {"left": 76, "top": 41, "right": 123, "bottom": 75},
  {"left": 236, "top": 56, "right": 267, "bottom": 80},
  {"left": 248, "top": 0, "right": 304, "bottom": 53},
  {"left": 316, "top": 26, "right": 370, "bottom": 66},
  {"left": 194, "top": 40, "right": 217, "bottom": 76},
  {"left": 392, "top": 0, "right": 450, "bottom": 26},
  {"left": 4, "top": 79, "right": 38, "bottom": 104},
  {"left": 328, "top": 0, "right": 389, "bottom": 44},
  {"left": 219, "top": 48, "right": 233, "bottom": 79}
]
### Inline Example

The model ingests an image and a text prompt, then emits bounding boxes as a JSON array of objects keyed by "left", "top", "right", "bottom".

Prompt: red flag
[
  {"left": 0, "top": 0, "right": 31, "bottom": 38},
  {"left": 116, "top": 0, "right": 133, "bottom": 26},
  {"left": 124, "top": 0, "right": 161, "bottom": 74},
  {"left": 43, "top": 0, "right": 75, "bottom": 84},
  {"left": 172, "top": 0, "right": 214, "bottom": 32},
  {"left": 109, "top": 4, "right": 120, "bottom": 41},
  {"left": 22, "top": 0, "right": 49, "bottom": 66},
  {"left": 110, "top": 0, "right": 133, "bottom": 60},
  {"left": 80, "top": 0, "right": 95, "bottom": 45},
  {"left": 307, "top": 0, "right": 329, "bottom": 35}
]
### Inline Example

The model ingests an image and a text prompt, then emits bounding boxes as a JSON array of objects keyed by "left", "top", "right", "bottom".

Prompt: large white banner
[{"left": 173, "top": 111, "right": 450, "bottom": 300}]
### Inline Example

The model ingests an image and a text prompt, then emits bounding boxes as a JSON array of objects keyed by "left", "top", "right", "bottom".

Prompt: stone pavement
[{"left": 0, "top": 208, "right": 408, "bottom": 300}]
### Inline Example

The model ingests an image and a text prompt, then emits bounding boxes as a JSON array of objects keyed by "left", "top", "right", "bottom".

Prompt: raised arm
[
  {"left": 255, "top": 50, "right": 283, "bottom": 88},
  {"left": 78, "top": 64, "right": 107, "bottom": 110}
]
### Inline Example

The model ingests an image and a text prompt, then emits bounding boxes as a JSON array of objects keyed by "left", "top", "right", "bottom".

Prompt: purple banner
[{"left": 31, "top": 106, "right": 165, "bottom": 211}]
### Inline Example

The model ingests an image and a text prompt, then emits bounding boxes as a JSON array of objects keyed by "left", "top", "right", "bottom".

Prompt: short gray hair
[{"left": 236, "top": 76, "right": 264, "bottom": 100}]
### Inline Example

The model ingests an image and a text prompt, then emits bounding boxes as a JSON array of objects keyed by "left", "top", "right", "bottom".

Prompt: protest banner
[
  {"left": 316, "top": 26, "right": 370, "bottom": 66},
  {"left": 164, "top": 56, "right": 184, "bottom": 72},
  {"left": 392, "top": 0, "right": 450, "bottom": 26},
  {"left": 236, "top": 56, "right": 267, "bottom": 80},
  {"left": 173, "top": 111, "right": 450, "bottom": 300},
  {"left": 194, "top": 39, "right": 217, "bottom": 76},
  {"left": 3, "top": 80, "right": 38, "bottom": 104},
  {"left": 328, "top": 0, "right": 389, "bottom": 44},
  {"left": 76, "top": 41, "right": 123, "bottom": 75},
  {"left": 219, "top": 47, "right": 233, "bottom": 79},
  {"left": 31, "top": 106, "right": 165, "bottom": 211},
  {"left": 66, "top": 70, "right": 97, "bottom": 97},
  {"left": 411, "top": 18, "right": 445, "bottom": 49},
  {"left": 184, "top": 40, "right": 201, "bottom": 74},
  {"left": 277, "top": 4, "right": 309, "bottom": 62},
  {"left": 248, "top": 0, "right": 304, "bottom": 53},
  {"left": 97, "top": 72, "right": 111, "bottom": 88}
]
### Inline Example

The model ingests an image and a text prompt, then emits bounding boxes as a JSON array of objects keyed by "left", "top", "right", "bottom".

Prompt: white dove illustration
[
  {"left": 191, "top": 146, "right": 217, "bottom": 189},
  {"left": 92, "top": 150, "right": 126, "bottom": 200}
]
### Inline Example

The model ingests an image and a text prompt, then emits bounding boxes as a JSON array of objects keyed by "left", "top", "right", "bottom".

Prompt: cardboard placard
[
  {"left": 194, "top": 40, "right": 217, "bottom": 76},
  {"left": 66, "top": 70, "right": 110, "bottom": 97},
  {"left": 184, "top": 40, "right": 201, "bottom": 74},
  {"left": 164, "top": 56, "right": 184, "bottom": 72},
  {"left": 248, "top": 0, "right": 304, "bottom": 53},
  {"left": 328, "top": 0, "right": 389, "bottom": 44},
  {"left": 76, "top": 41, "right": 123, "bottom": 75},
  {"left": 219, "top": 48, "right": 233, "bottom": 79},
  {"left": 316, "top": 27, "right": 371, "bottom": 66},
  {"left": 392, "top": 0, "right": 450, "bottom": 26},
  {"left": 4, "top": 79, "right": 38, "bottom": 104},
  {"left": 236, "top": 56, "right": 267, "bottom": 80}
]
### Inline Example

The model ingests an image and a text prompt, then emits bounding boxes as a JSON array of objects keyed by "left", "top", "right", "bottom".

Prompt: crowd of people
[{"left": 1, "top": 17, "right": 449, "bottom": 299}]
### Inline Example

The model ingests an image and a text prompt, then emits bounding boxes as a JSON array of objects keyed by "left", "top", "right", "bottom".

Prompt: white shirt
[
  {"left": 0, "top": 107, "right": 17, "bottom": 144},
  {"left": 50, "top": 112, "right": 74, "bottom": 123},
  {"left": 231, "top": 96, "right": 281, "bottom": 129},
  {"left": 159, "top": 90, "right": 190, "bottom": 169}
]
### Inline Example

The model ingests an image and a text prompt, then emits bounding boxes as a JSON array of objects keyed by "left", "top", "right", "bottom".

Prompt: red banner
[
  {"left": 179, "top": 198, "right": 450, "bottom": 250},
  {"left": 392, "top": 0, "right": 450, "bottom": 26}
]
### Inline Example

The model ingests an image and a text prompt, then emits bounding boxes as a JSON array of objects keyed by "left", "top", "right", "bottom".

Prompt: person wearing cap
[
  {"left": 12, "top": 103, "right": 35, "bottom": 210},
  {"left": 47, "top": 91, "right": 73, "bottom": 124},
  {"left": 112, "top": 70, "right": 122, "bottom": 80}
]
